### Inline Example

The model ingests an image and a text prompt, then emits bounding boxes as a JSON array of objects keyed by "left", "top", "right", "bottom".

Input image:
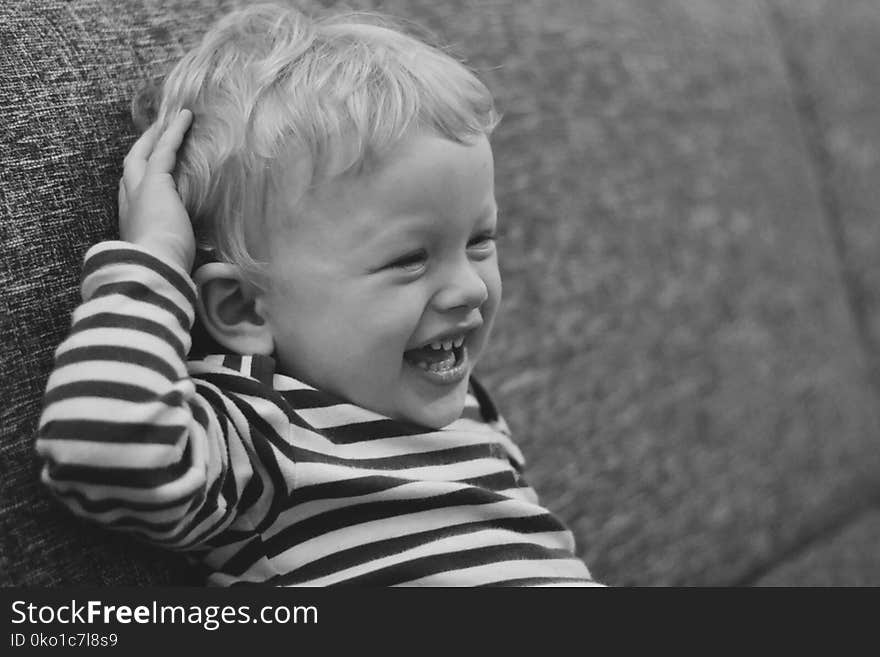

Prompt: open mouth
[{"left": 403, "top": 335, "right": 467, "bottom": 377}]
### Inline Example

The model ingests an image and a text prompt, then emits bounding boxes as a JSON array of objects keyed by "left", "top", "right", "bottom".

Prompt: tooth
[
  {"left": 453, "top": 337, "right": 464, "bottom": 348},
  {"left": 431, "top": 342, "right": 443, "bottom": 350},
  {"left": 442, "top": 340, "right": 452, "bottom": 350}
]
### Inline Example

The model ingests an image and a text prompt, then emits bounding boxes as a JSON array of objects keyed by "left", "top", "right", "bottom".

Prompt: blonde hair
[{"left": 148, "top": 2, "right": 499, "bottom": 282}]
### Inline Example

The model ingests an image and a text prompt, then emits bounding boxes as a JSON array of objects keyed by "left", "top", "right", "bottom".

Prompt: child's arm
[{"left": 36, "top": 112, "right": 259, "bottom": 550}]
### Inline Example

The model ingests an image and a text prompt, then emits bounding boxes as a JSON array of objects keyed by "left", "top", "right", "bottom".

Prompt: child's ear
[{"left": 193, "top": 263, "right": 274, "bottom": 356}]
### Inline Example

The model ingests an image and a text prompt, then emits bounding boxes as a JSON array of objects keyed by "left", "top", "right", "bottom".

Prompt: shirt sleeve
[{"left": 35, "top": 241, "right": 268, "bottom": 551}]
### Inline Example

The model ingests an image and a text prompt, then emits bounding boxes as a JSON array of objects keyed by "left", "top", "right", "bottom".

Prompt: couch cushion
[{"left": 0, "top": 0, "right": 244, "bottom": 586}]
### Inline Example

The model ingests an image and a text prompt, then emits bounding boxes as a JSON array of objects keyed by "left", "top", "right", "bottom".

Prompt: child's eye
[
  {"left": 384, "top": 250, "right": 427, "bottom": 272},
  {"left": 468, "top": 231, "right": 497, "bottom": 250}
]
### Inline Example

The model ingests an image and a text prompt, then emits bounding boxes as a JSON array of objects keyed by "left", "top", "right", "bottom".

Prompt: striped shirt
[{"left": 37, "top": 242, "right": 597, "bottom": 586}]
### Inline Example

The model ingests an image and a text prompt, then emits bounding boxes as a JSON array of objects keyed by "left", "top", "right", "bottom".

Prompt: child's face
[{"left": 260, "top": 133, "right": 501, "bottom": 429}]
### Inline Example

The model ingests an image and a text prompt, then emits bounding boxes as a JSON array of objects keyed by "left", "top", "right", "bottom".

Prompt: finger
[
  {"left": 122, "top": 122, "right": 160, "bottom": 192},
  {"left": 117, "top": 178, "right": 128, "bottom": 222},
  {"left": 146, "top": 109, "right": 193, "bottom": 175}
]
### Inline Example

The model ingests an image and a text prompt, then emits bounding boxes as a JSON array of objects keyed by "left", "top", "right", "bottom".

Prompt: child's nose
[{"left": 432, "top": 261, "right": 489, "bottom": 312}]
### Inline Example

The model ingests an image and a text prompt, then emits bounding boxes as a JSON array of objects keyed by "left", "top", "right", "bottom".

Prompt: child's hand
[{"left": 118, "top": 109, "right": 195, "bottom": 271}]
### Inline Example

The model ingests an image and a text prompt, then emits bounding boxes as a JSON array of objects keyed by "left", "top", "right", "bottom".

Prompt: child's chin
[{"left": 399, "top": 396, "right": 466, "bottom": 430}]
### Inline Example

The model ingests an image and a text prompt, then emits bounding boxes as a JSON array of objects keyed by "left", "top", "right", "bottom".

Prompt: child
[{"left": 37, "top": 2, "right": 598, "bottom": 586}]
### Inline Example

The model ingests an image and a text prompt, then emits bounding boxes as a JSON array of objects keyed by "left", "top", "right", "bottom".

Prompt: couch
[{"left": 2, "top": 0, "right": 879, "bottom": 586}]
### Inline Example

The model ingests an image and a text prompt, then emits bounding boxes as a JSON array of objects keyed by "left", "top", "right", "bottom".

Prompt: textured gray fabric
[
  {"left": 3, "top": 0, "right": 880, "bottom": 586},
  {"left": 0, "top": 0, "right": 243, "bottom": 586}
]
